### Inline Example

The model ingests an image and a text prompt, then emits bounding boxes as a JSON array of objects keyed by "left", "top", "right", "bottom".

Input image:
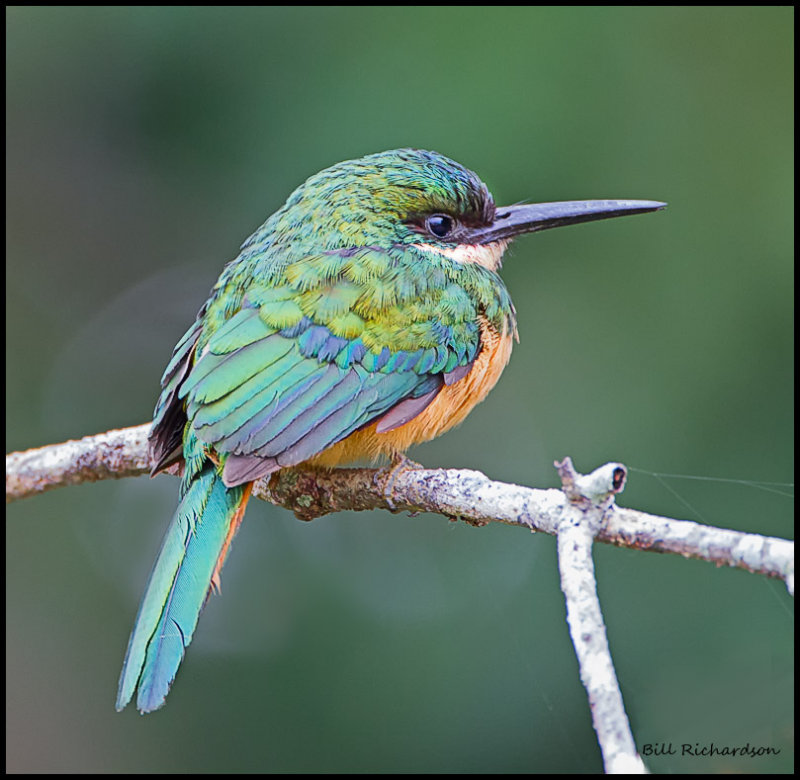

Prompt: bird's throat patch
[{"left": 412, "top": 239, "right": 510, "bottom": 271}]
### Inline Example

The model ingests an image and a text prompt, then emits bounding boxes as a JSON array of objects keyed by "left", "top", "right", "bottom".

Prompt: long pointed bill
[{"left": 473, "top": 200, "right": 666, "bottom": 244}]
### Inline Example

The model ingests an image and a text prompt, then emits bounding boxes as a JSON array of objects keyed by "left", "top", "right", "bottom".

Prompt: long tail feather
[{"left": 116, "top": 464, "right": 250, "bottom": 713}]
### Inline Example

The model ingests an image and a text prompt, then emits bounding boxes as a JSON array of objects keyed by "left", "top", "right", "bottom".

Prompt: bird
[{"left": 116, "top": 148, "right": 664, "bottom": 713}]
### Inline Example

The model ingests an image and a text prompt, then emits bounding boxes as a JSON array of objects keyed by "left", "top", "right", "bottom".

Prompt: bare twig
[
  {"left": 6, "top": 425, "right": 794, "bottom": 774},
  {"left": 6, "top": 424, "right": 794, "bottom": 593},
  {"left": 555, "top": 458, "right": 646, "bottom": 773},
  {"left": 6, "top": 424, "right": 151, "bottom": 502}
]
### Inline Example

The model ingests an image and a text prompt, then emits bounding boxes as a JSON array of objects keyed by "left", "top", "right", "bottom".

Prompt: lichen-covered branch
[
  {"left": 6, "top": 426, "right": 794, "bottom": 773},
  {"left": 5, "top": 424, "right": 794, "bottom": 595},
  {"left": 554, "top": 458, "right": 646, "bottom": 773},
  {"left": 6, "top": 424, "right": 152, "bottom": 501}
]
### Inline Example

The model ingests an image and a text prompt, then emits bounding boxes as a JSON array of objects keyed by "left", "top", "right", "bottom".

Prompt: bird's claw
[{"left": 373, "top": 452, "right": 424, "bottom": 511}]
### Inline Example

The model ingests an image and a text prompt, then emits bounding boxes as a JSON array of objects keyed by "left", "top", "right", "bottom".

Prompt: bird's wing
[
  {"left": 149, "top": 316, "right": 204, "bottom": 473},
  {"left": 172, "top": 247, "right": 482, "bottom": 485}
]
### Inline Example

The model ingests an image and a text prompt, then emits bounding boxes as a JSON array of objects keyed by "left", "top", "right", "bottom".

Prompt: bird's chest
[{"left": 307, "top": 316, "right": 514, "bottom": 468}]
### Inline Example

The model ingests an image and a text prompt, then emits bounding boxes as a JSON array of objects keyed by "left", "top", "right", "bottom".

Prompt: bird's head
[{"left": 258, "top": 148, "right": 665, "bottom": 270}]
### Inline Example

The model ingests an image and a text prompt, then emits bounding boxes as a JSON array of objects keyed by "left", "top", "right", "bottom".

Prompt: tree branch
[
  {"left": 6, "top": 425, "right": 794, "bottom": 773},
  {"left": 6, "top": 424, "right": 794, "bottom": 593},
  {"left": 554, "top": 457, "right": 646, "bottom": 773}
]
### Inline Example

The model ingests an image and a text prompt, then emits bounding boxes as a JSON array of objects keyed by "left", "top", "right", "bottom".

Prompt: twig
[
  {"left": 6, "top": 424, "right": 793, "bottom": 593},
  {"left": 6, "top": 424, "right": 151, "bottom": 501},
  {"left": 6, "top": 425, "right": 795, "bottom": 773},
  {"left": 555, "top": 457, "right": 646, "bottom": 773}
]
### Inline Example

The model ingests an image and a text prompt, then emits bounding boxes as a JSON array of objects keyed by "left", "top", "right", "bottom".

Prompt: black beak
[{"left": 472, "top": 200, "right": 666, "bottom": 244}]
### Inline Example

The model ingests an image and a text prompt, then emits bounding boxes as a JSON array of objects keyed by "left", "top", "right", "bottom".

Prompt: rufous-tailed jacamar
[{"left": 116, "top": 149, "right": 664, "bottom": 713}]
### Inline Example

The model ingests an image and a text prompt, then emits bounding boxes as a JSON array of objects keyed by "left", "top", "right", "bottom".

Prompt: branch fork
[
  {"left": 553, "top": 456, "right": 646, "bottom": 773},
  {"left": 6, "top": 426, "right": 793, "bottom": 773}
]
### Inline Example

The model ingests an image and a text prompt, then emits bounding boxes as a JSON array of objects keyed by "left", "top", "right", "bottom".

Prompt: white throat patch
[{"left": 412, "top": 239, "right": 510, "bottom": 271}]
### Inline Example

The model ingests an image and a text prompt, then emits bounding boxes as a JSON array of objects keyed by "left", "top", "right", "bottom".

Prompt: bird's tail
[{"left": 116, "top": 463, "right": 251, "bottom": 713}]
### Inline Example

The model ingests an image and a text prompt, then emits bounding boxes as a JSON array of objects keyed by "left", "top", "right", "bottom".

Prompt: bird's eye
[{"left": 426, "top": 214, "right": 456, "bottom": 238}]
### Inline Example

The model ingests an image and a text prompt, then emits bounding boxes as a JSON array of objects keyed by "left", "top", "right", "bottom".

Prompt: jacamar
[{"left": 116, "top": 148, "right": 664, "bottom": 713}]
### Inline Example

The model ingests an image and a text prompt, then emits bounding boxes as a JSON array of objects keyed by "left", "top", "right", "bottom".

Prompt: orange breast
[{"left": 306, "top": 317, "right": 514, "bottom": 468}]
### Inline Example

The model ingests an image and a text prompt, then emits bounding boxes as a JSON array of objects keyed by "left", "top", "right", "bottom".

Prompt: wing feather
[{"left": 165, "top": 246, "right": 489, "bottom": 477}]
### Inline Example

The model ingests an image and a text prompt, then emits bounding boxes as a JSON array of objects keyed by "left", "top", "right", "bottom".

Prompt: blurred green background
[{"left": 6, "top": 6, "right": 792, "bottom": 773}]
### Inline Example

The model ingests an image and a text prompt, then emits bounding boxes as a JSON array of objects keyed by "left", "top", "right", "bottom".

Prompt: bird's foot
[{"left": 374, "top": 452, "right": 424, "bottom": 511}]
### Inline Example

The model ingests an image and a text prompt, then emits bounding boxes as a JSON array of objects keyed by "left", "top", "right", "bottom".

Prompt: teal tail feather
[{"left": 116, "top": 464, "right": 248, "bottom": 713}]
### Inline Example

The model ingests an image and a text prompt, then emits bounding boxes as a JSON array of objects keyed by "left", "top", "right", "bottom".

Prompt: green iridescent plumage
[
  {"left": 117, "top": 148, "right": 664, "bottom": 713},
  {"left": 118, "top": 149, "right": 515, "bottom": 713},
  {"left": 116, "top": 435, "right": 246, "bottom": 713},
  {"left": 163, "top": 150, "right": 516, "bottom": 483}
]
